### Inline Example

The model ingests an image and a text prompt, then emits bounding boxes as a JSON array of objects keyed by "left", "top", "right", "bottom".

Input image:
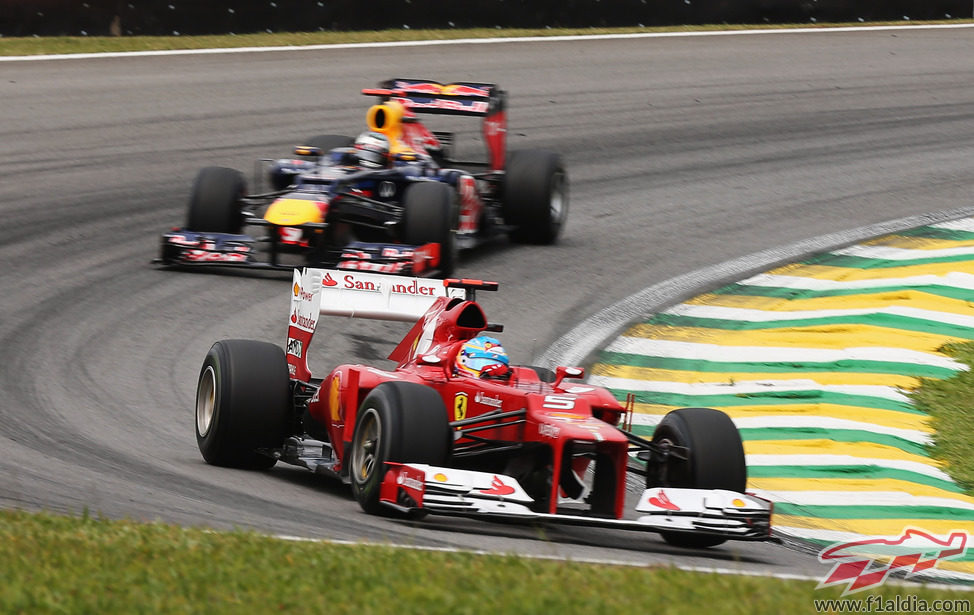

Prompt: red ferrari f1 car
[{"left": 195, "top": 269, "right": 772, "bottom": 548}]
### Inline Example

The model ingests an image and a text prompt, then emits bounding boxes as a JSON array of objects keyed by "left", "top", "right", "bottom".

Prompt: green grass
[
  {"left": 0, "top": 508, "right": 968, "bottom": 614},
  {"left": 0, "top": 21, "right": 966, "bottom": 56},
  {"left": 911, "top": 341, "right": 974, "bottom": 496}
]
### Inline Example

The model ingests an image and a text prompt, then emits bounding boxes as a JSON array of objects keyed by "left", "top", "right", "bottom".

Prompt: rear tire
[
  {"left": 349, "top": 382, "right": 452, "bottom": 515},
  {"left": 402, "top": 182, "right": 458, "bottom": 278},
  {"left": 647, "top": 407, "right": 746, "bottom": 548},
  {"left": 195, "top": 339, "right": 292, "bottom": 470},
  {"left": 185, "top": 166, "right": 245, "bottom": 233},
  {"left": 503, "top": 150, "right": 568, "bottom": 245}
]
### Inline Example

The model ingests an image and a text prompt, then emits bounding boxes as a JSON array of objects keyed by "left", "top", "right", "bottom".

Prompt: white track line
[{"left": 3, "top": 24, "right": 974, "bottom": 62}]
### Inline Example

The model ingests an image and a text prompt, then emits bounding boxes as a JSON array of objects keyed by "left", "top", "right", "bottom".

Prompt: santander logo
[
  {"left": 322, "top": 272, "right": 337, "bottom": 287},
  {"left": 648, "top": 489, "right": 680, "bottom": 511}
]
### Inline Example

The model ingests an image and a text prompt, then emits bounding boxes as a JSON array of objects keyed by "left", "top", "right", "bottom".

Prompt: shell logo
[
  {"left": 732, "top": 498, "right": 747, "bottom": 507},
  {"left": 433, "top": 473, "right": 448, "bottom": 482}
]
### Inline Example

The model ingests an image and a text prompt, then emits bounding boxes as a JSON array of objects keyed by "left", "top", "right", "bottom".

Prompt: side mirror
[
  {"left": 553, "top": 366, "right": 585, "bottom": 389},
  {"left": 294, "top": 145, "right": 323, "bottom": 159}
]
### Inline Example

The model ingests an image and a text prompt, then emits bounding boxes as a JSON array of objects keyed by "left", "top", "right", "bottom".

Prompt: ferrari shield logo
[{"left": 454, "top": 392, "right": 468, "bottom": 421}]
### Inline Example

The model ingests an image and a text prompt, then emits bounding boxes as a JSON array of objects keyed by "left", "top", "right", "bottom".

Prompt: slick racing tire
[
  {"left": 349, "top": 382, "right": 451, "bottom": 516},
  {"left": 402, "top": 181, "right": 458, "bottom": 278},
  {"left": 503, "top": 150, "right": 568, "bottom": 245},
  {"left": 195, "top": 339, "right": 292, "bottom": 470},
  {"left": 646, "top": 407, "right": 746, "bottom": 548},
  {"left": 185, "top": 166, "right": 245, "bottom": 233}
]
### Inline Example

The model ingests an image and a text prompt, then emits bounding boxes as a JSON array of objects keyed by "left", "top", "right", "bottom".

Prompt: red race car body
[{"left": 195, "top": 268, "right": 772, "bottom": 548}]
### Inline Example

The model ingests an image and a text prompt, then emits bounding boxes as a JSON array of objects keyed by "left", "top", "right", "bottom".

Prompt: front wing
[
  {"left": 380, "top": 463, "right": 772, "bottom": 542},
  {"left": 156, "top": 231, "right": 442, "bottom": 276}
]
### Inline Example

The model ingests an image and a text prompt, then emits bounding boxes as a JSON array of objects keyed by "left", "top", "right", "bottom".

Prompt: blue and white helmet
[{"left": 455, "top": 335, "right": 509, "bottom": 378}]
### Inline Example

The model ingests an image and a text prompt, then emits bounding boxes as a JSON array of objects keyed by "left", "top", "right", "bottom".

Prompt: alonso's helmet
[
  {"left": 455, "top": 335, "right": 510, "bottom": 379},
  {"left": 354, "top": 131, "right": 390, "bottom": 168}
]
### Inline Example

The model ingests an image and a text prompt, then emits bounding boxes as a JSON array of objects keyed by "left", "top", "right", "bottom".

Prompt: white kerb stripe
[
  {"left": 745, "top": 454, "right": 953, "bottom": 482},
  {"left": 603, "top": 338, "right": 966, "bottom": 371},
  {"left": 738, "top": 272, "right": 974, "bottom": 291},
  {"left": 832, "top": 244, "right": 974, "bottom": 260},
  {"left": 666, "top": 303, "right": 974, "bottom": 330}
]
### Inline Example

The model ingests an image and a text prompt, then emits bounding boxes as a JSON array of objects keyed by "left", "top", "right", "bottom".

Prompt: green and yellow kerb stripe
[{"left": 591, "top": 218, "right": 974, "bottom": 579}]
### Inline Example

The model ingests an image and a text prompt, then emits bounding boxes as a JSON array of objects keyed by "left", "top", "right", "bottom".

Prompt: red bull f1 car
[
  {"left": 158, "top": 79, "right": 568, "bottom": 278},
  {"left": 194, "top": 269, "right": 772, "bottom": 548}
]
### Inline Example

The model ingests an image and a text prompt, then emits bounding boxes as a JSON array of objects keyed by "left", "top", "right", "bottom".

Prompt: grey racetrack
[{"left": 2, "top": 27, "right": 973, "bottom": 578}]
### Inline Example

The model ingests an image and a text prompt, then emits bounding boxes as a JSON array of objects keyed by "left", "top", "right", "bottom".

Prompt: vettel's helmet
[
  {"left": 455, "top": 335, "right": 510, "bottom": 379},
  {"left": 354, "top": 131, "right": 390, "bottom": 169}
]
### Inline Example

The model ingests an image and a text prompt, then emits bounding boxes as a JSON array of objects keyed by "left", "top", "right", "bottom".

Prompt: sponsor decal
[
  {"left": 342, "top": 273, "right": 382, "bottom": 292},
  {"left": 279, "top": 227, "right": 304, "bottom": 244},
  {"left": 457, "top": 174, "right": 481, "bottom": 232},
  {"left": 538, "top": 423, "right": 560, "bottom": 439},
  {"left": 454, "top": 392, "right": 468, "bottom": 421},
  {"left": 290, "top": 310, "right": 317, "bottom": 331},
  {"left": 338, "top": 260, "right": 407, "bottom": 274},
  {"left": 335, "top": 273, "right": 439, "bottom": 296},
  {"left": 817, "top": 528, "right": 969, "bottom": 595},
  {"left": 378, "top": 181, "right": 396, "bottom": 198},
  {"left": 474, "top": 391, "right": 503, "bottom": 409},
  {"left": 647, "top": 490, "right": 680, "bottom": 511},
  {"left": 322, "top": 272, "right": 337, "bottom": 287},
  {"left": 479, "top": 475, "right": 515, "bottom": 496},
  {"left": 285, "top": 337, "right": 303, "bottom": 359},
  {"left": 396, "top": 472, "right": 424, "bottom": 492},
  {"left": 732, "top": 498, "right": 746, "bottom": 508},
  {"left": 549, "top": 412, "right": 588, "bottom": 423},
  {"left": 390, "top": 279, "right": 437, "bottom": 296},
  {"left": 484, "top": 116, "right": 505, "bottom": 137},
  {"left": 328, "top": 374, "right": 342, "bottom": 422},
  {"left": 184, "top": 251, "right": 249, "bottom": 263},
  {"left": 442, "top": 84, "right": 491, "bottom": 97},
  {"left": 433, "top": 473, "right": 448, "bottom": 482}
]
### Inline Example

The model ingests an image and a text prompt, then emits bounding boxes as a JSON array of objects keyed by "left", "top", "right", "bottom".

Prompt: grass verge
[
  {"left": 0, "top": 508, "right": 969, "bottom": 614},
  {"left": 911, "top": 341, "right": 974, "bottom": 496},
  {"left": 0, "top": 21, "right": 966, "bottom": 56}
]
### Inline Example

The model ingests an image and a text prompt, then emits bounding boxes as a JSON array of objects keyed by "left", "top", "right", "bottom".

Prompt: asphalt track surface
[{"left": 2, "top": 27, "right": 974, "bottom": 579}]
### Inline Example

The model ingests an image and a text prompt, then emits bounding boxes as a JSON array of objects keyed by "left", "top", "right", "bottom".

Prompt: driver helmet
[
  {"left": 455, "top": 335, "right": 510, "bottom": 379},
  {"left": 354, "top": 131, "right": 390, "bottom": 168}
]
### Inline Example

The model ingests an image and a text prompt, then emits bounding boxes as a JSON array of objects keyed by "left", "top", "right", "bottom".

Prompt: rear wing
[
  {"left": 362, "top": 78, "right": 508, "bottom": 172},
  {"left": 363, "top": 79, "right": 503, "bottom": 117},
  {"left": 286, "top": 268, "right": 491, "bottom": 381}
]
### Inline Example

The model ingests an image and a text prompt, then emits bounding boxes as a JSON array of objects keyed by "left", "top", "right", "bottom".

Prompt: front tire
[
  {"left": 195, "top": 339, "right": 292, "bottom": 470},
  {"left": 349, "top": 382, "right": 452, "bottom": 515},
  {"left": 503, "top": 150, "right": 568, "bottom": 245},
  {"left": 647, "top": 407, "right": 746, "bottom": 548},
  {"left": 185, "top": 166, "right": 245, "bottom": 233},
  {"left": 402, "top": 181, "right": 458, "bottom": 278}
]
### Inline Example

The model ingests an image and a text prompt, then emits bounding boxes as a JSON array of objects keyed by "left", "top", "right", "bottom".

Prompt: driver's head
[
  {"left": 455, "top": 335, "right": 510, "bottom": 379},
  {"left": 354, "top": 131, "right": 390, "bottom": 168}
]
